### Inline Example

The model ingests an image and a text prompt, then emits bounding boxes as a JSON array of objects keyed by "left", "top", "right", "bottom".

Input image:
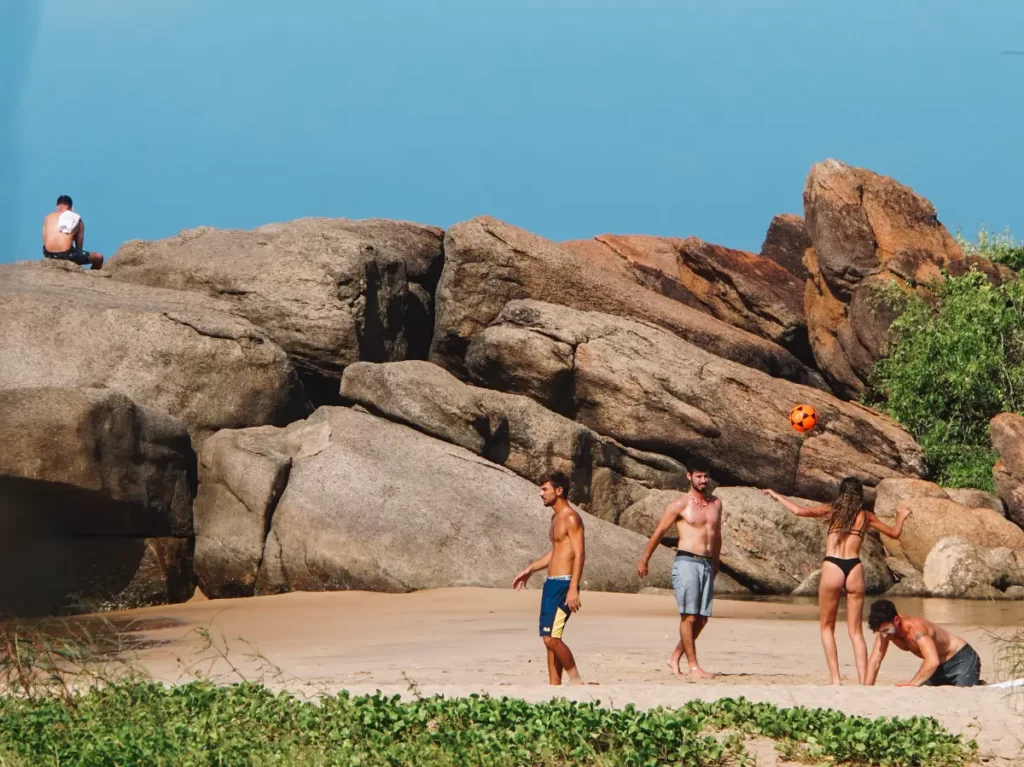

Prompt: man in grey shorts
[
  {"left": 866, "top": 599, "right": 983, "bottom": 687},
  {"left": 637, "top": 457, "right": 723, "bottom": 679}
]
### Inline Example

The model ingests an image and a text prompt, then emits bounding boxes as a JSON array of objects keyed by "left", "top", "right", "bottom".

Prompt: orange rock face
[
  {"left": 563, "top": 233, "right": 809, "bottom": 360},
  {"left": 802, "top": 159, "right": 966, "bottom": 398}
]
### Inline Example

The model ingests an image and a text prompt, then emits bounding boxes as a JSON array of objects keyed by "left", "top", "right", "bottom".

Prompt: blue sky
[{"left": 3, "top": 1, "right": 1023, "bottom": 262}]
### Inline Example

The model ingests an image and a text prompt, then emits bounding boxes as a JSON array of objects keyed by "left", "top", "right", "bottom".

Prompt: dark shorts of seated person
[
  {"left": 43, "top": 246, "right": 92, "bottom": 265},
  {"left": 539, "top": 575, "right": 572, "bottom": 639},
  {"left": 925, "top": 643, "right": 982, "bottom": 687}
]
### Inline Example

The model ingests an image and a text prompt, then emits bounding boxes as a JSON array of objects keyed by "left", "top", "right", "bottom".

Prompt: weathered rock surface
[
  {"left": 760, "top": 213, "right": 812, "bottom": 280},
  {"left": 0, "top": 262, "right": 311, "bottom": 442},
  {"left": 923, "top": 538, "right": 1024, "bottom": 599},
  {"left": 339, "top": 361, "right": 685, "bottom": 522},
  {"left": 193, "top": 419, "right": 331, "bottom": 598},
  {"left": 872, "top": 478, "right": 952, "bottom": 559},
  {"left": 882, "top": 498, "right": 1024, "bottom": 571},
  {"left": 0, "top": 388, "right": 196, "bottom": 615},
  {"left": 990, "top": 412, "right": 1024, "bottom": 528},
  {"left": 431, "top": 216, "right": 825, "bottom": 388},
  {"left": 883, "top": 557, "right": 929, "bottom": 597},
  {"left": 802, "top": 160, "right": 966, "bottom": 398},
  {"left": 619, "top": 487, "right": 893, "bottom": 594},
  {"left": 945, "top": 488, "right": 1005, "bottom": 517},
  {"left": 108, "top": 219, "right": 444, "bottom": 403},
  {"left": 466, "top": 300, "right": 924, "bottom": 503},
  {"left": 562, "top": 234, "right": 809, "bottom": 358},
  {"left": 197, "top": 407, "right": 674, "bottom": 597}
]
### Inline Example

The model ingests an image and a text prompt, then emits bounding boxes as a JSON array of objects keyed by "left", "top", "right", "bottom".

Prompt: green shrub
[
  {"left": 957, "top": 226, "right": 1024, "bottom": 272},
  {"left": 0, "top": 681, "right": 975, "bottom": 767},
  {"left": 868, "top": 263, "right": 1024, "bottom": 490}
]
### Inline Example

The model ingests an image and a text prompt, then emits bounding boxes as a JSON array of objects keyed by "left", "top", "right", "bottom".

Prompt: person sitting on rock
[
  {"left": 42, "top": 194, "right": 103, "bottom": 269},
  {"left": 865, "top": 599, "right": 983, "bottom": 687}
]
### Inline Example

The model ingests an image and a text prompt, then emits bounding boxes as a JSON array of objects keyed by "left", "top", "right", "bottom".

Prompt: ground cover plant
[
  {"left": 867, "top": 227, "right": 1024, "bottom": 490},
  {"left": 0, "top": 680, "right": 977, "bottom": 767}
]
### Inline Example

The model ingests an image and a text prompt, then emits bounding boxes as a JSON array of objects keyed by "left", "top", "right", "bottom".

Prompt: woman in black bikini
[{"left": 763, "top": 478, "right": 911, "bottom": 685}]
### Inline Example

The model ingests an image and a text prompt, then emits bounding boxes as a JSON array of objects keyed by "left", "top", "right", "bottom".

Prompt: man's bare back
[
  {"left": 41, "top": 195, "right": 103, "bottom": 269},
  {"left": 888, "top": 616, "right": 965, "bottom": 664}
]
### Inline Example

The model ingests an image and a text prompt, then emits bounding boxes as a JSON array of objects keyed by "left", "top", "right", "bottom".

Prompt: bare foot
[
  {"left": 565, "top": 669, "right": 584, "bottom": 686},
  {"left": 689, "top": 666, "right": 715, "bottom": 680},
  {"left": 665, "top": 658, "right": 684, "bottom": 677},
  {"left": 829, "top": 679, "right": 842, "bottom": 686}
]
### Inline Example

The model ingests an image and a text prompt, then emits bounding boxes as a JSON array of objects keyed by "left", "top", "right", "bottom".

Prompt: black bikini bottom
[{"left": 823, "top": 556, "right": 862, "bottom": 579}]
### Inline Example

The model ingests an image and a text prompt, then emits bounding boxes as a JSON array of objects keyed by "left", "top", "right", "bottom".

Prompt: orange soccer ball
[{"left": 789, "top": 404, "right": 818, "bottom": 433}]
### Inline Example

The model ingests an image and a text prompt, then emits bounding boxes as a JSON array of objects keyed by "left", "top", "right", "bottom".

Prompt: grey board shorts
[
  {"left": 925, "top": 644, "right": 982, "bottom": 687},
  {"left": 672, "top": 551, "right": 714, "bottom": 617}
]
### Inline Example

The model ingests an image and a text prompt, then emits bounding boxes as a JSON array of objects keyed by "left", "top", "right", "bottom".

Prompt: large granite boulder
[
  {"left": 562, "top": 234, "right": 809, "bottom": 359},
  {"left": 619, "top": 487, "right": 892, "bottom": 594},
  {"left": 872, "top": 478, "right": 952, "bottom": 559},
  {"left": 760, "top": 213, "right": 812, "bottom": 280},
  {"left": 465, "top": 300, "right": 925, "bottom": 503},
  {"left": 0, "top": 261, "right": 311, "bottom": 442},
  {"left": 881, "top": 498, "right": 1024, "bottom": 571},
  {"left": 923, "top": 537, "right": 1024, "bottom": 599},
  {"left": 0, "top": 388, "right": 195, "bottom": 615},
  {"left": 802, "top": 160, "right": 967, "bottom": 399},
  {"left": 195, "top": 407, "right": 674, "bottom": 598},
  {"left": 194, "top": 418, "right": 331, "bottom": 598},
  {"left": 339, "top": 360, "right": 685, "bottom": 522},
  {"left": 108, "top": 219, "right": 444, "bottom": 403},
  {"left": 990, "top": 412, "right": 1024, "bottom": 528},
  {"left": 431, "top": 217, "right": 825, "bottom": 388}
]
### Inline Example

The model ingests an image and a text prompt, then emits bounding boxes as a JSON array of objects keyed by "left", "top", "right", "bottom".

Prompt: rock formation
[
  {"left": 108, "top": 219, "right": 444, "bottom": 403},
  {"left": 923, "top": 537, "right": 1024, "bottom": 599},
  {"left": 990, "top": 412, "right": 1024, "bottom": 528},
  {"left": 339, "top": 360, "right": 685, "bottom": 522},
  {"left": 0, "top": 261, "right": 311, "bottom": 443},
  {"left": 196, "top": 407, "right": 675, "bottom": 598},
  {"left": 0, "top": 388, "right": 195, "bottom": 614},
  {"left": 562, "top": 234, "right": 810, "bottom": 360},
  {"left": 802, "top": 160, "right": 966, "bottom": 398},
  {"left": 760, "top": 213, "right": 812, "bottom": 280},
  {"left": 465, "top": 300, "right": 924, "bottom": 502},
  {"left": 431, "top": 216, "right": 826, "bottom": 388}
]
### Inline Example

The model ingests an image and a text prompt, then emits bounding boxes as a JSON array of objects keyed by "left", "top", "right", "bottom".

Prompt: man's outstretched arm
[
  {"left": 637, "top": 499, "right": 683, "bottom": 577},
  {"left": 512, "top": 551, "right": 552, "bottom": 589},
  {"left": 899, "top": 633, "right": 941, "bottom": 687},
  {"left": 865, "top": 634, "right": 889, "bottom": 686}
]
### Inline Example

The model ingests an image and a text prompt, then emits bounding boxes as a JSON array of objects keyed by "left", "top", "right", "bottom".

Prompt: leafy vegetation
[
  {"left": 956, "top": 225, "right": 1024, "bottom": 272},
  {"left": 0, "top": 681, "right": 976, "bottom": 767},
  {"left": 868, "top": 228, "right": 1024, "bottom": 489}
]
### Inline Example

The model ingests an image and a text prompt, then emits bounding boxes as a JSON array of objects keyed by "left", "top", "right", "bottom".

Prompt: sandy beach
[{"left": 118, "top": 588, "right": 1024, "bottom": 764}]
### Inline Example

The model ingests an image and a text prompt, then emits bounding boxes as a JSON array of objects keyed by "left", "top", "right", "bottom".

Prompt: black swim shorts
[
  {"left": 925, "top": 643, "right": 982, "bottom": 687},
  {"left": 43, "top": 246, "right": 91, "bottom": 266}
]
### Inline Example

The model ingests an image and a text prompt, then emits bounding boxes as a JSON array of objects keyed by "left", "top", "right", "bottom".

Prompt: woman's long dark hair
[{"left": 828, "top": 477, "right": 864, "bottom": 540}]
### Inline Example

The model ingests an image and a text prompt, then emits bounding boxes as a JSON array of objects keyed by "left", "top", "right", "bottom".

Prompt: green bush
[
  {"left": 0, "top": 681, "right": 974, "bottom": 767},
  {"left": 956, "top": 226, "right": 1024, "bottom": 272},
  {"left": 868, "top": 254, "right": 1024, "bottom": 489}
]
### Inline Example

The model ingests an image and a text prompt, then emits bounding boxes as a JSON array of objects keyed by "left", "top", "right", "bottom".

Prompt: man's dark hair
[
  {"left": 686, "top": 456, "right": 711, "bottom": 475},
  {"left": 868, "top": 599, "right": 899, "bottom": 631},
  {"left": 56, "top": 195, "right": 73, "bottom": 208},
  {"left": 543, "top": 472, "right": 570, "bottom": 499}
]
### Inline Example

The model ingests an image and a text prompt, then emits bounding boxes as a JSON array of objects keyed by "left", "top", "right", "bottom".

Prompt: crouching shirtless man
[
  {"left": 866, "top": 599, "right": 983, "bottom": 687},
  {"left": 637, "top": 457, "right": 723, "bottom": 679},
  {"left": 513, "top": 472, "right": 586, "bottom": 686},
  {"left": 42, "top": 194, "right": 103, "bottom": 269}
]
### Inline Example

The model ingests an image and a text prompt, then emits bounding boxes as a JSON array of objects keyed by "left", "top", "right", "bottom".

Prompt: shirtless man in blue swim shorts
[{"left": 512, "top": 472, "right": 586, "bottom": 686}]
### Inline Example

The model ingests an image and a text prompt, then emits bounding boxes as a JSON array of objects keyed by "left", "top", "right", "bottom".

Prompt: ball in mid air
[{"left": 789, "top": 404, "right": 818, "bottom": 433}]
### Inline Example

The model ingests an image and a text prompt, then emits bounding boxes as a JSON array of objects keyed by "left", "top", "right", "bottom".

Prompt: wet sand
[{"left": 118, "top": 588, "right": 1024, "bottom": 764}]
